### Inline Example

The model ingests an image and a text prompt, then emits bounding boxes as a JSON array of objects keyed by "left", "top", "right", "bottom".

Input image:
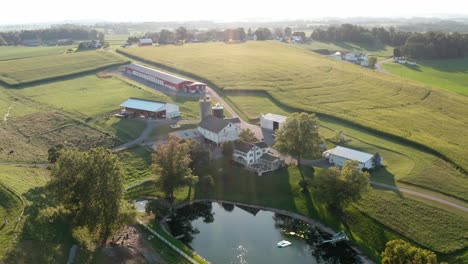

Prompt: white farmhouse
[
  {"left": 344, "top": 51, "right": 361, "bottom": 62},
  {"left": 198, "top": 116, "right": 241, "bottom": 145},
  {"left": 322, "top": 146, "right": 383, "bottom": 170},
  {"left": 260, "top": 113, "right": 287, "bottom": 130},
  {"left": 233, "top": 141, "right": 284, "bottom": 174}
]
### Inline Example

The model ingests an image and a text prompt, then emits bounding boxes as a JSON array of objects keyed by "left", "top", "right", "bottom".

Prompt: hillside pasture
[
  {"left": 0, "top": 183, "right": 23, "bottom": 258},
  {"left": 105, "top": 34, "right": 130, "bottom": 46},
  {"left": 0, "top": 45, "right": 75, "bottom": 61},
  {"left": 117, "top": 41, "right": 468, "bottom": 172},
  {"left": 384, "top": 58, "right": 468, "bottom": 96},
  {"left": 0, "top": 51, "right": 127, "bottom": 86}
]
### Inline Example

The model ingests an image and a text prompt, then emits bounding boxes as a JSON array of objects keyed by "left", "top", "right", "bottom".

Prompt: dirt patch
[{"left": 101, "top": 225, "right": 165, "bottom": 264}]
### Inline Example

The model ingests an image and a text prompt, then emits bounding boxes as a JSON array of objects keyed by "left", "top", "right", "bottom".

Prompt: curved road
[{"left": 375, "top": 58, "right": 393, "bottom": 74}]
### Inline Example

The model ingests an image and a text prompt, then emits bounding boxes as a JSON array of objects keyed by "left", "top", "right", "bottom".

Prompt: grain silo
[
  {"left": 199, "top": 96, "right": 212, "bottom": 121},
  {"left": 212, "top": 103, "right": 224, "bottom": 118}
]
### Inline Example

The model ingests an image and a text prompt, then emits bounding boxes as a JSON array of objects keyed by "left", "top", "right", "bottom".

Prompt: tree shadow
[
  {"left": 402, "top": 64, "right": 422, "bottom": 72},
  {"left": 418, "top": 58, "right": 468, "bottom": 73},
  {"left": 370, "top": 167, "right": 402, "bottom": 198}
]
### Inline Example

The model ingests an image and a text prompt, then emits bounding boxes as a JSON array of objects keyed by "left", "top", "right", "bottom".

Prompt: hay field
[
  {"left": 118, "top": 41, "right": 468, "bottom": 172},
  {"left": 384, "top": 58, "right": 468, "bottom": 96},
  {"left": 0, "top": 46, "right": 75, "bottom": 61},
  {"left": 0, "top": 51, "right": 127, "bottom": 86}
]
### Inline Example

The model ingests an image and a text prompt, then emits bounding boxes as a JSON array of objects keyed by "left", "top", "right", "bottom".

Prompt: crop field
[
  {"left": 226, "top": 92, "right": 468, "bottom": 202},
  {"left": 105, "top": 34, "right": 130, "bottom": 46},
  {"left": 0, "top": 51, "right": 127, "bottom": 86},
  {"left": 0, "top": 183, "right": 23, "bottom": 258},
  {"left": 299, "top": 41, "right": 394, "bottom": 57},
  {"left": 384, "top": 58, "right": 468, "bottom": 96},
  {"left": 0, "top": 46, "right": 76, "bottom": 61},
  {"left": 118, "top": 41, "right": 468, "bottom": 173}
]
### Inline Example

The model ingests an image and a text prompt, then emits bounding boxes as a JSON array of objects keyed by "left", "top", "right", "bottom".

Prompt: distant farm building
[
  {"left": 119, "top": 98, "right": 180, "bottom": 119},
  {"left": 328, "top": 51, "right": 342, "bottom": 60},
  {"left": 343, "top": 51, "right": 369, "bottom": 67},
  {"left": 322, "top": 146, "right": 383, "bottom": 170},
  {"left": 139, "top": 38, "right": 153, "bottom": 46},
  {"left": 125, "top": 63, "right": 206, "bottom": 93},
  {"left": 198, "top": 116, "right": 241, "bottom": 145},
  {"left": 260, "top": 113, "right": 287, "bottom": 130}
]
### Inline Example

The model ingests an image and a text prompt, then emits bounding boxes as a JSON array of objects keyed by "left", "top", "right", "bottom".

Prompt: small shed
[
  {"left": 260, "top": 113, "right": 287, "bottom": 130},
  {"left": 322, "top": 146, "right": 383, "bottom": 170}
]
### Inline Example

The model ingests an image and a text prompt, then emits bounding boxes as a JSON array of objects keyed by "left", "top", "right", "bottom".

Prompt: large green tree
[
  {"left": 381, "top": 239, "right": 439, "bottom": 264},
  {"left": 239, "top": 129, "right": 258, "bottom": 143},
  {"left": 274, "top": 112, "right": 321, "bottom": 178},
  {"left": 152, "top": 136, "right": 193, "bottom": 199},
  {"left": 313, "top": 160, "right": 369, "bottom": 209},
  {"left": 50, "top": 147, "right": 132, "bottom": 245}
]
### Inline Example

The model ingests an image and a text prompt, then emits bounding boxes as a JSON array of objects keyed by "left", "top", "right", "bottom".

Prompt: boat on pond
[{"left": 277, "top": 240, "right": 292, "bottom": 248}]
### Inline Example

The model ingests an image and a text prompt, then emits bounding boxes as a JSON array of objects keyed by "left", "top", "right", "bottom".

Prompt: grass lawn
[
  {"left": 126, "top": 159, "right": 468, "bottom": 262},
  {"left": 149, "top": 123, "right": 198, "bottom": 141},
  {"left": 117, "top": 146, "right": 154, "bottom": 185},
  {"left": 0, "top": 51, "right": 127, "bottom": 86},
  {"left": 0, "top": 183, "right": 23, "bottom": 258},
  {"left": 0, "top": 45, "right": 76, "bottom": 61},
  {"left": 384, "top": 58, "right": 468, "bottom": 96},
  {"left": 105, "top": 34, "right": 130, "bottom": 47},
  {"left": 298, "top": 40, "right": 394, "bottom": 58},
  {"left": 117, "top": 41, "right": 468, "bottom": 173}
]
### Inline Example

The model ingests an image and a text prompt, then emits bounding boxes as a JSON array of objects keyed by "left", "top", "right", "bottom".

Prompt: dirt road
[{"left": 375, "top": 58, "right": 393, "bottom": 74}]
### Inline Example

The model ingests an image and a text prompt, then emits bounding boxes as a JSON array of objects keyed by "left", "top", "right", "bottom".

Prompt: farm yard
[
  {"left": 0, "top": 51, "right": 127, "bottom": 86},
  {"left": 384, "top": 57, "right": 468, "bottom": 96}
]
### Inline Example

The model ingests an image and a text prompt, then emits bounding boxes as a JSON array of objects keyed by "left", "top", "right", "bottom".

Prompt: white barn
[
  {"left": 120, "top": 98, "right": 180, "bottom": 119},
  {"left": 198, "top": 116, "right": 241, "bottom": 145},
  {"left": 322, "top": 146, "right": 383, "bottom": 170},
  {"left": 328, "top": 51, "right": 342, "bottom": 60},
  {"left": 260, "top": 113, "right": 287, "bottom": 130}
]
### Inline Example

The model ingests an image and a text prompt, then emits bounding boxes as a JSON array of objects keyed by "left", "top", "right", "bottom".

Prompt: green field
[
  {"left": 0, "top": 46, "right": 76, "bottom": 61},
  {"left": 105, "top": 34, "right": 130, "bottom": 47},
  {"left": 126, "top": 159, "right": 468, "bottom": 262},
  {"left": 117, "top": 41, "right": 468, "bottom": 173},
  {"left": 299, "top": 40, "right": 394, "bottom": 57},
  {"left": 384, "top": 58, "right": 468, "bottom": 96},
  {"left": 0, "top": 183, "right": 23, "bottom": 258},
  {"left": 225, "top": 92, "right": 468, "bottom": 202},
  {"left": 0, "top": 51, "right": 127, "bottom": 86}
]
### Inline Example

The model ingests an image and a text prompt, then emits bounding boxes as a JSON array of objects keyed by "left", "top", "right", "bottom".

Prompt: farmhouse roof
[
  {"left": 234, "top": 141, "right": 255, "bottom": 153},
  {"left": 254, "top": 142, "right": 268, "bottom": 149},
  {"left": 127, "top": 63, "right": 187, "bottom": 85},
  {"left": 120, "top": 98, "right": 168, "bottom": 112},
  {"left": 198, "top": 116, "right": 232, "bottom": 133},
  {"left": 139, "top": 38, "right": 153, "bottom": 44},
  {"left": 262, "top": 113, "right": 287, "bottom": 123},
  {"left": 323, "top": 146, "right": 374, "bottom": 163},
  {"left": 260, "top": 153, "right": 279, "bottom": 162}
]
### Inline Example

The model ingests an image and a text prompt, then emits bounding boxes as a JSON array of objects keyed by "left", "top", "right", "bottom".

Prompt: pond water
[{"left": 167, "top": 202, "right": 360, "bottom": 264}]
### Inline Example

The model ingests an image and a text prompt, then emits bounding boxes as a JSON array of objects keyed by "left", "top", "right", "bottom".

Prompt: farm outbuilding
[
  {"left": 138, "top": 38, "right": 153, "bottom": 46},
  {"left": 119, "top": 98, "right": 180, "bottom": 119},
  {"left": 322, "top": 146, "right": 383, "bottom": 170},
  {"left": 260, "top": 113, "right": 287, "bottom": 130},
  {"left": 125, "top": 63, "right": 206, "bottom": 93}
]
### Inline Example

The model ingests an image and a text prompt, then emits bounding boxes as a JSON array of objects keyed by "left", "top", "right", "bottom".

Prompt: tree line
[
  {"left": 311, "top": 23, "right": 468, "bottom": 59},
  {"left": 0, "top": 28, "right": 103, "bottom": 46}
]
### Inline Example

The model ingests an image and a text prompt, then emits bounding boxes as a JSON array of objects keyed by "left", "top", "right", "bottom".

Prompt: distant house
[
  {"left": 233, "top": 141, "right": 284, "bottom": 174},
  {"left": 139, "top": 38, "right": 153, "bottom": 46},
  {"left": 322, "top": 146, "right": 383, "bottom": 170},
  {"left": 328, "top": 51, "right": 342, "bottom": 60},
  {"left": 344, "top": 51, "right": 361, "bottom": 62},
  {"left": 125, "top": 63, "right": 206, "bottom": 93},
  {"left": 260, "top": 113, "right": 287, "bottom": 130},
  {"left": 119, "top": 98, "right": 180, "bottom": 119},
  {"left": 22, "top": 39, "right": 41, "bottom": 46},
  {"left": 197, "top": 116, "right": 241, "bottom": 145}
]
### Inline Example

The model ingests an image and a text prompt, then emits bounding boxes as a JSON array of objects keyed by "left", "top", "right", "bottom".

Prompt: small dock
[{"left": 321, "top": 231, "right": 348, "bottom": 245}]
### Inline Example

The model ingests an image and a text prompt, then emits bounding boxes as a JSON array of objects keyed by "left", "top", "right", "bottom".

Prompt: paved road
[
  {"left": 375, "top": 58, "right": 393, "bottom": 74},
  {"left": 370, "top": 181, "right": 468, "bottom": 212}
]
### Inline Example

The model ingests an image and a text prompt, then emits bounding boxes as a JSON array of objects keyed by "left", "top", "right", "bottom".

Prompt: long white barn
[{"left": 322, "top": 146, "right": 383, "bottom": 170}]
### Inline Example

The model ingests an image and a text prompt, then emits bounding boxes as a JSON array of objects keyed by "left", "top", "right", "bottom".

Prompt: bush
[{"left": 200, "top": 174, "right": 215, "bottom": 193}]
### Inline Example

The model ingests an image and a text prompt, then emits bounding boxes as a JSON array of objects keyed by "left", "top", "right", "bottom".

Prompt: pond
[{"left": 166, "top": 202, "right": 361, "bottom": 264}]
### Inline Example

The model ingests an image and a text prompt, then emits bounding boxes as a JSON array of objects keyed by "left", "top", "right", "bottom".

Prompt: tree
[
  {"left": 222, "top": 141, "right": 234, "bottom": 157},
  {"left": 50, "top": 148, "right": 133, "bottom": 245},
  {"left": 372, "top": 153, "right": 383, "bottom": 168},
  {"left": 368, "top": 56, "right": 378, "bottom": 68},
  {"left": 152, "top": 136, "right": 192, "bottom": 199},
  {"left": 284, "top": 27, "right": 292, "bottom": 39},
  {"left": 185, "top": 139, "right": 210, "bottom": 175},
  {"left": 381, "top": 240, "right": 438, "bottom": 264},
  {"left": 239, "top": 129, "right": 258, "bottom": 143},
  {"left": 175, "top": 26, "right": 188, "bottom": 42},
  {"left": 159, "top": 29, "right": 175, "bottom": 44},
  {"left": 313, "top": 160, "right": 369, "bottom": 210},
  {"left": 184, "top": 174, "right": 199, "bottom": 199},
  {"left": 200, "top": 174, "right": 215, "bottom": 193},
  {"left": 274, "top": 112, "right": 321, "bottom": 179},
  {"left": 48, "top": 144, "right": 64, "bottom": 163}
]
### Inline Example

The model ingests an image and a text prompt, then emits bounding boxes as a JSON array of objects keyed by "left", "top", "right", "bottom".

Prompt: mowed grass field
[
  {"left": 105, "top": 34, "right": 130, "bottom": 46},
  {"left": 118, "top": 42, "right": 468, "bottom": 172},
  {"left": 384, "top": 58, "right": 468, "bottom": 96},
  {"left": 0, "top": 51, "right": 127, "bottom": 86},
  {"left": 0, "top": 46, "right": 76, "bottom": 61},
  {"left": 299, "top": 40, "right": 394, "bottom": 57},
  {"left": 226, "top": 92, "right": 468, "bottom": 202}
]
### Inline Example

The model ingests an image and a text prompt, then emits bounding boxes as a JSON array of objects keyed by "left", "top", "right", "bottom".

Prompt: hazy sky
[{"left": 2, "top": 0, "right": 468, "bottom": 24}]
